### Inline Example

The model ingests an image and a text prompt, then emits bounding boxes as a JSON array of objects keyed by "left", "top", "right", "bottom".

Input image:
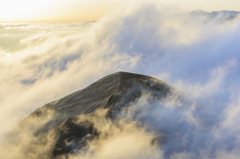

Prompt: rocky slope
[{"left": 2, "top": 72, "right": 172, "bottom": 159}]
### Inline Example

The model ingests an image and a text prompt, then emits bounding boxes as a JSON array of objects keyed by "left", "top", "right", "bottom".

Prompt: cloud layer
[{"left": 1, "top": 1, "right": 240, "bottom": 158}]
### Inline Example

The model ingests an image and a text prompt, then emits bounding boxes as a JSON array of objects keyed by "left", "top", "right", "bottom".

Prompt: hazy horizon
[{"left": 1, "top": 0, "right": 240, "bottom": 22}]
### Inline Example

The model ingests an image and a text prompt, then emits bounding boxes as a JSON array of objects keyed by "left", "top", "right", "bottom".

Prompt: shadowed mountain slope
[{"left": 3, "top": 72, "right": 173, "bottom": 159}]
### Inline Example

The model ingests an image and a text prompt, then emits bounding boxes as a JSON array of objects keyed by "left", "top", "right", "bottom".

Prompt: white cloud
[{"left": 1, "top": 1, "right": 240, "bottom": 158}]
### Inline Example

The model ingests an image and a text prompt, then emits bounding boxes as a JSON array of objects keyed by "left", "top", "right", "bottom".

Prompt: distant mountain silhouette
[{"left": 189, "top": 10, "right": 240, "bottom": 22}]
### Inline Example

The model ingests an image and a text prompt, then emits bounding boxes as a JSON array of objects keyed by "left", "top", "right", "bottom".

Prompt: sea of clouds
[{"left": 1, "top": 1, "right": 240, "bottom": 158}]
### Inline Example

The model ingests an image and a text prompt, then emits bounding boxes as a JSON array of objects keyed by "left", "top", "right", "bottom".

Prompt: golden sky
[{"left": 0, "top": 0, "right": 240, "bottom": 22}]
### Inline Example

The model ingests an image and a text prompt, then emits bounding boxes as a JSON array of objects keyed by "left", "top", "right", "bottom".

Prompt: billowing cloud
[{"left": 1, "top": 1, "right": 240, "bottom": 158}]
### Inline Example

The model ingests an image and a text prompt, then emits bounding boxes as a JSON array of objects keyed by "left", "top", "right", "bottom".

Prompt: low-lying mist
[{"left": 1, "top": 1, "right": 240, "bottom": 158}]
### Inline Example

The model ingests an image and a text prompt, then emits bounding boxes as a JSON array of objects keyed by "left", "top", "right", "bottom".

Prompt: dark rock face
[
  {"left": 3, "top": 72, "right": 172, "bottom": 158},
  {"left": 52, "top": 117, "right": 97, "bottom": 157}
]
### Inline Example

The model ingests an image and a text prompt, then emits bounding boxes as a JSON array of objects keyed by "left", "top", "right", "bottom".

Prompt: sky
[
  {"left": 1, "top": 0, "right": 240, "bottom": 159},
  {"left": 0, "top": 0, "right": 240, "bottom": 22}
]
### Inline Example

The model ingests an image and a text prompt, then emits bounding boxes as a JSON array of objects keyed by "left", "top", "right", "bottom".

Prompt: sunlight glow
[
  {"left": 0, "top": 0, "right": 129, "bottom": 22},
  {"left": 0, "top": 0, "right": 239, "bottom": 22},
  {"left": 0, "top": 0, "right": 52, "bottom": 21}
]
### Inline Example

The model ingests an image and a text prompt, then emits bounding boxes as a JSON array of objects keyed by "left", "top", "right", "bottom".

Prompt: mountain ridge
[{"left": 3, "top": 72, "right": 172, "bottom": 159}]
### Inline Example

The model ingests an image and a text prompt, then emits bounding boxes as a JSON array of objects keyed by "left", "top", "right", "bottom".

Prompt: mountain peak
[{"left": 3, "top": 72, "right": 172, "bottom": 158}]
